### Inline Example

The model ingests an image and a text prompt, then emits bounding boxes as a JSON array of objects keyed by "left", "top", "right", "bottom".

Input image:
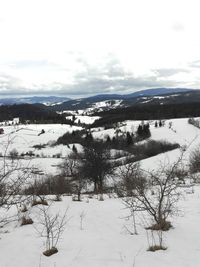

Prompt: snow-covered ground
[
  {"left": 0, "top": 117, "right": 199, "bottom": 175},
  {"left": 0, "top": 117, "right": 200, "bottom": 266},
  {"left": 68, "top": 115, "right": 100, "bottom": 124},
  {"left": 0, "top": 124, "right": 82, "bottom": 153},
  {"left": 0, "top": 185, "right": 199, "bottom": 267},
  {"left": 0, "top": 124, "right": 84, "bottom": 176},
  {"left": 92, "top": 118, "right": 200, "bottom": 170},
  {"left": 91, "top": 118, "right": 200, "bottom": 147}
]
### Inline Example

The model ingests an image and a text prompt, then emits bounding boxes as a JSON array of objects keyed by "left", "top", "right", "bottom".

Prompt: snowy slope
[
  {"left": 68, "top": 115, "right": 100, "bottom": 124},
  {"left": 0, "top": 117, "right": 200, "bottom": 267},
  {"left": 0, "top": 124, "right": 82, "bottom": 155},
  {"left": 0, "top": 186, "right": 199, "bottom": 267},
  {"left": 0, "top": 124, "right": 83, "bottom": 175},
  {"left": 0, "top": 117, "right": 199, "bottom": 175}
]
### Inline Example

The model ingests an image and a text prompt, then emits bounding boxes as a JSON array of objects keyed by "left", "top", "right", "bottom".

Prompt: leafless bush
[
  {"left": 24, "top": 174, "right": 72, "bottom": 196},
  {"left": 59, "top": 152, "right": 85, "bottom": 201},
  {"left": 117, "top": 157, "right": 184, "bottom": 232},
  {"left": 0, "top": 141, "right": 32, "bottom": 226},
  {"left": 189, "top": 148, "right": 200, "bottom": 173},
  {"left": 9, "top": 148, "right": 19, "bottom": 162},
  {"left": 34, "top": 205, "right": 68, "bottom": 256}
]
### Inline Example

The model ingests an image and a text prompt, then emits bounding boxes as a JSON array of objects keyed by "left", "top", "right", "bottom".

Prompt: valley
[{"left": 0, "top": 90, "right": 200, "bottom": 267}]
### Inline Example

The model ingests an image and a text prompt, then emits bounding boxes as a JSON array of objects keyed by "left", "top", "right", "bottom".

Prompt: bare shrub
[
  {"left": 24, "top": 174, "right": 72, "bottom": 196},
  {"left": 117, "top": 156, "right": 184, "bottom": 232},
  {"left": 9, "top": 148, "right": 19, "bottom": 162},
  {"left": 59, "top": 152, "right": 85, "bottom": 201},
  {"left": 34, "top": 205, "right": 68, "bottom": 256},
  {"left": 189, "top": 148, "right": 200, "bottom": 173},
  {"left": 0, "top": 140, "right": 32, "bottom": 226}
]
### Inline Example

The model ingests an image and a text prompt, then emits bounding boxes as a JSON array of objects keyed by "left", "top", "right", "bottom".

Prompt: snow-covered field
[
  {"left": 0, "top": 124, "right": 83, "bottom": 175},
  {"left": 0, "top": 118, "right": 199, "bottom": 175},
  {"left": 0, "top": 117, "right": 200, "bottom": 266},
  {"left": 0, "top": 186, "right": 200, "bottom": 267},
  {"left": 68, "top": 115, "right": 100, "bottom": 124}
]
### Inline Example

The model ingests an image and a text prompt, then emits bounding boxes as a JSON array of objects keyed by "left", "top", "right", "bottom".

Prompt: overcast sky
[{"left": 0, "top": 0, "right": 200, "bottom": 98}]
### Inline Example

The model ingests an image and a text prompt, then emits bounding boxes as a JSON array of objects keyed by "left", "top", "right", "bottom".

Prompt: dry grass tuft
[
  {"left": 43, "top": 247, "right": 58, "bottom": 257},
  {"left": 21, "top": 216, "right": 33, "bottom": 226},
  {"left": 31, "top": 199, "right": 48, "bottom": 206},
  {"left": 148, "top": 245, "right": 167, "bottom": 252}
]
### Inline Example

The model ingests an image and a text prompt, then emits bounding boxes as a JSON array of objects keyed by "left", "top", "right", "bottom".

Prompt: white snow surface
[
  {"left": 69, "top": 115, "right": 100, "bottom": 124},
  {"left": 0, "top": 186, "right": 200, "bottom": 267},
  {"left": 0, "top": 124, "right": 83, "bottom": 175},
  {"left": 0, "top": 117, "right": 200, "bottom": 266},
  {"left": 0, "top": 118, "right": 200, "bottom": 175}
]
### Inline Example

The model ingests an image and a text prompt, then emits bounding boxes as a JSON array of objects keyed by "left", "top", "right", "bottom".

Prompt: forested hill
[
  {"left": 92, "top": 102, "right": 200, "bottom": 127},
  {"left": 0, "top": 104, "right": 68, "bottom": 124}
]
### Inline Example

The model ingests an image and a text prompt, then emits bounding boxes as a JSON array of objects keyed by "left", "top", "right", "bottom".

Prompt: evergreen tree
[
  {"left": 137, "top": 124, "right": 143, "bottom": 136},
  {"left": 143, "top": 123, "right": 151, "bottom": 137},
  {"left": 72, "top": 144, "right": 77, "bottom": 153},
  {"left": 126, "top": 131, "right": 133, "bottom": 146},
  {"left": 106, "top": 135, "right": 111, "bottom": 143},
  {"left": 85, "top": 132, "right": 93, "bottom": 145},
  {"left": 81, "top": 142, "right": 113, "bottom": 195}
]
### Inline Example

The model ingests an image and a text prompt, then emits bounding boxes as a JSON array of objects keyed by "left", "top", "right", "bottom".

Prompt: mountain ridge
[
  {"left": 0, "top": 96, "right": 71, "bottom": 105},
  {"left": 50, "top": 88, "right": 197, "bottom": 111}
]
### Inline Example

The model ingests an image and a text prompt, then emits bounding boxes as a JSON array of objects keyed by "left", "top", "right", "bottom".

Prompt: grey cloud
[
  {"left": 75, "top": 56, "right": 125, "bottom": 79},
  {"left": 0, "top": 56, "right": 188, "bottom": 98},
  {"left": 0, "top": 73, "right": 25, "bottom": 95},
  {"left": 49, "top": 73, "right": 180, "bottom": 97},
  {"left": 189, "top": 60, "right": 200, "bottom": 68},
  {"left": 154, "top": 68, "right": 189, "bottom": 77}
]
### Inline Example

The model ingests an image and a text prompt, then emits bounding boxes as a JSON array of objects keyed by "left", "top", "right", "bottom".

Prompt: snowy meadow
[{"left": 0, "top": 116, "right": 200, "bottom": 267}]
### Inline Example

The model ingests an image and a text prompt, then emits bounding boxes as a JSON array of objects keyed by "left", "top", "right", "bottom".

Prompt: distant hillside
[
  {"left": 0, "top": 96, "right": 70, "bottom": 106},
  {"left": 124, "top": 88, "right": 192, "bottom": 98},
  {"left": 0, "top": 104, "right": 69, "bottom": 124},
  {"left": 92, "top": 101, "right": 200, "bottom": 128},
  {"left": 51, "top": 88, "right": 195, "bottom": 112}
]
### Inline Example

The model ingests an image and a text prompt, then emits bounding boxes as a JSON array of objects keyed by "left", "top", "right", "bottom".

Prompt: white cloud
[{"left": 0, "top": 0, "right": 200, "bottom": 96}]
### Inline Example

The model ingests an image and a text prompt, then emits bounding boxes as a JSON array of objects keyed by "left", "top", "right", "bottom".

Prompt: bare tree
[
  {"left": 59, "top": 152, "right": 85, "bottom": 201},
  {"left": 0, "top": 157, "right": 31, "bottom": 210},
  {"left": 0, "top": 142, "right": 32, "bottom": 226},
  {"left": 189, "top": 147, "right": 200, "bottom": 173},
  {"left": 117, "top": 162, "right": 141, "bottom": 235},
  {"left": 117, "top": 157, "right": 184, "bottom": 232},
  {"left": 35, "top": 205, "right": 68, "bottom": 256},
  {"left": 9, "top": 148, "right": 19, "bottom": 163}
]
